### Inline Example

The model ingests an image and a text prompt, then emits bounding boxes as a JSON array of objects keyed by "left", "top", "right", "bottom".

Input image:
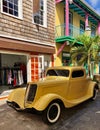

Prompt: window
[
  {"left": 80, "top": 20, "right": 85, "bottom": 34},
  {"left": 33, "top": 0, "right": 47, "bottom": 27},
  {"left": 91, "top": 26, "right": 96, "bottom": 36},
  {"left": 69, "top": 12, "right": 73, "bottom": 24},
  {"left": 69, "top": 12, "right": 73, "bottom": 36},
  {"left": 1, "top": 0, "right": 22, "bottom": 18},
  {"left": 72, "top": 70, "right": 84, "bottom": 78},
  {"left": 46, "top": 69, "right": 69, "bottom": 77}
]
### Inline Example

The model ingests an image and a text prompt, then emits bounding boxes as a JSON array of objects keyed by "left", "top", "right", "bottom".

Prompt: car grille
[{"left": 26, "top": 84, "right": 37, "bottom": 102}]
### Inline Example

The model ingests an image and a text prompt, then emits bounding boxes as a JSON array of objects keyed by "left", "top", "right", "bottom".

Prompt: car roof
[{"left": 46, "top": 66, "right": 85, "bottom": 71}]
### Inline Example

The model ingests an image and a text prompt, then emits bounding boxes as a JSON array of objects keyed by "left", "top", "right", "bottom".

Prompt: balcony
[{"left": 55, "top": 24, "right": 85, "bottom": 39}]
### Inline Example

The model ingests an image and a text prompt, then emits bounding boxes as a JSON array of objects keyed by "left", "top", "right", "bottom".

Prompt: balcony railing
[{"left": 55, "top": 24, "right": 85, "bottom": 38}]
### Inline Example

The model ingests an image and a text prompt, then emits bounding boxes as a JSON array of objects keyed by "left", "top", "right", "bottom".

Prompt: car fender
[
  {"left": 7, "top": 88, "right": 26, "bottom": 109},
  {"left": 87, "top": 81, "right": 98, "bottom": 96},
  {"left": 32, "top": 93, "right": 64, "bottom": 111}
]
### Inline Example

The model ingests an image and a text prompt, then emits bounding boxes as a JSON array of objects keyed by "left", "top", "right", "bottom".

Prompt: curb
[
  {"left": 0, "top": 90, "right": 12, "bottom": 101},
  {"left": 0, "top": 96, "right": 8, "bottom": 100}
]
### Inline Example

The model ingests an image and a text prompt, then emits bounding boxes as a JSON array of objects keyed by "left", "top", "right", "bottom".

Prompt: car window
[
  {"left": 72, "top": 70, "right": 84, "bottom": 78},
  {"left": 46, "top": 69, "right": 69, "bottom": 77}
]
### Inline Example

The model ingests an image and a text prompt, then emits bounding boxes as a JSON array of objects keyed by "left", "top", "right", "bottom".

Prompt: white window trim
[
  {"left": 27, "top": 55, "right": 31, "bottom": 82},
  {"left": 1, "top": 0, "right": 23, "bottom": 20},
  {"left": 44, "top": 0, "right": 47, "bottom": 27},
  {"left": 33, "top": 0, "right": 47, "bottom": 28}
]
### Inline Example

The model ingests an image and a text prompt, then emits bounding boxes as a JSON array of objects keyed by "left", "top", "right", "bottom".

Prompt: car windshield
[{"left": 46, "top": 69, "right": 69, "bottom": 77}]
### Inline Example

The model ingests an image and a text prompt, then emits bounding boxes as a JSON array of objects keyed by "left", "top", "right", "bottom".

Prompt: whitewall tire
[{"left": 42, "top": 102, "right": 61, "bottom": 124}]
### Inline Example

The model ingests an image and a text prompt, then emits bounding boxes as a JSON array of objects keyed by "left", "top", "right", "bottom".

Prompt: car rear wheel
[
  {"left": 42, "top": 102, "right": 61, "bottom": 124},
  {"left": 91, "top": 87, "right": 98, "bottom": 101}
]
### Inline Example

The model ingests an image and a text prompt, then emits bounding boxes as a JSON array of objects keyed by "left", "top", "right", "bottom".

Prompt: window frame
[
  {"left": 1, "top": 0, "right": 23, "bottom": 19},
  {"left": 33, "top": 0, "right": 47, "bottom": 27}
]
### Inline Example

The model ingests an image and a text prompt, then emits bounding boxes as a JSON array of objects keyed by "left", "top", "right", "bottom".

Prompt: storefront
[
  {"left": 0, "top": 51, "right": 28, "bottom": 88},
  {"left": 0, "top": 52, "right": 52, "bottom": 86},
  {"left": 0, "top": 37, "right": 55, "bottom": 91}
]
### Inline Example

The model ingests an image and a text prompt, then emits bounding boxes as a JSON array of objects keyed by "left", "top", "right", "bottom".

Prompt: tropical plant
[{"left": 70, "top": 34, "right": 100, "bottom": 76}]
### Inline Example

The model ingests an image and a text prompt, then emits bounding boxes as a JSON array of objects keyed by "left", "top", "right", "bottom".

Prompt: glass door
[
  {"left": 31, "top": 55, "right": 51, "bottom": 81},
  {"left": 38, "top": 55, "right": 44, "bottom": 79}
]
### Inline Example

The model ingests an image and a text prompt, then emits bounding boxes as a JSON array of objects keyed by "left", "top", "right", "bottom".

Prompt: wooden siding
[{"left": 0, "top": 0, "right": 55, "bottom": 45}]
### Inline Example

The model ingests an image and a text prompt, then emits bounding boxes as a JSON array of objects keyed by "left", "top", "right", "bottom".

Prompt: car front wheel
[{"left": 42, "top": 102, "right": 61, "bottom": 124}]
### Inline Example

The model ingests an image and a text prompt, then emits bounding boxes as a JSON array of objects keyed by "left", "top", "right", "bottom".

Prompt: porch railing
[{"left": 55, "top": 23, "right": 85, "bottom": 38}]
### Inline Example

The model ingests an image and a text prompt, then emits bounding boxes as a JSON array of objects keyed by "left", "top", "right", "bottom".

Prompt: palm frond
[{"left": 70, "top": 34, "right": 100, "bottom": 68}]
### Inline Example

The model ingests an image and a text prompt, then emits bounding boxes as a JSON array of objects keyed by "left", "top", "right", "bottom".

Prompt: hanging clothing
[{"left": 8, "top": 69, "right": 12, "bottom": 84}]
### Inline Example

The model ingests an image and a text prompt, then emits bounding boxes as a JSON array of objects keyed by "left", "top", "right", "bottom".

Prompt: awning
[
  {"left": 0, "top": 37, "right": 55, "bottom": 54},
  {"left": 55, "top": 36, "right": 83, "bottom": 46}
]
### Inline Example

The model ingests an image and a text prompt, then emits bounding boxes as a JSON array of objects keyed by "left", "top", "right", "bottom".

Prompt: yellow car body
[{"left": 7, "top": 66, "right": 99, "bottom": 124}]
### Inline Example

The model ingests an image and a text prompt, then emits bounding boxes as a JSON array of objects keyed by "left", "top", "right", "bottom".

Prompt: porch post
[
  {"left": 65, "top": 0, "right": 69, "bottom": 36},
  {"left": 51, "top": 54, "right": 54, "bottom": 67},
  {"left": 55, "top": 0, "right": 63, "bottom": 4},
  {"left": 85, "top": 13, "right": 88, "bottom": 28},
  {"left": 85, "top": 13, "right": 91, "bottom": 36},
  {"left": 97, "top": 21, "right": 100, "bottom": 35}
]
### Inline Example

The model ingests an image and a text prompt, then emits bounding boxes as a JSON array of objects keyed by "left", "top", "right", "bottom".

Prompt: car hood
[
  {"left": 44, "top": 76, "right": 68, "bottom": 81},
  {"left": 34, "top": 76, "right": 69, "bottom": 87}
]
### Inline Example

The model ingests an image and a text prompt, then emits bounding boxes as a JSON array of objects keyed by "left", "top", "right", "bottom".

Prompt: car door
[{"left": 67, "top": 70, "right": 87, "bottom": 100}]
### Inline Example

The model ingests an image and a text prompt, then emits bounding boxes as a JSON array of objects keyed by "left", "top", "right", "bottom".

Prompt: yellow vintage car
[{"left": 7, "top": 66, "right": 99, "bottom": 124}]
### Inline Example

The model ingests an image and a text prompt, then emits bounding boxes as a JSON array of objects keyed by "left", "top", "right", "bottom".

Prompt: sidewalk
[
  {"left": 0, "top": 90, "right": 13, "bottom": 105},
  {"left": 0, "top": 84, "right": 26, "bottom": 99},
  {"left": 0, "top": 85, "right": 26, "bottom": 105}
]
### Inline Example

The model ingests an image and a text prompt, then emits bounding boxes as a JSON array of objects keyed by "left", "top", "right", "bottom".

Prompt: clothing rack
[{"left": 0, "top": 67, "right": 24, "bottom": 86}]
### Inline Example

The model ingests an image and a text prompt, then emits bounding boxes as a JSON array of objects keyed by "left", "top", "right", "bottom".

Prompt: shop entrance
[
  {"left": 31, "top": 55, "right": 51, "bottom": 81},
  {"left": 0, "top": 53, "right": 28, "bottom": 93}
]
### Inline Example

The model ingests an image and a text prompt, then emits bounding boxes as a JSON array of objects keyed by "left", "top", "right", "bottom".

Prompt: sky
[{"left": 85, "top": 0, "right": 100, "bottom": 15}]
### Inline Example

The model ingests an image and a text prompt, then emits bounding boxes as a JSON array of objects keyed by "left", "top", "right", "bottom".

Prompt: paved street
[{"left": 0, "top": 92, "right": 100, "bottom": 130}]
